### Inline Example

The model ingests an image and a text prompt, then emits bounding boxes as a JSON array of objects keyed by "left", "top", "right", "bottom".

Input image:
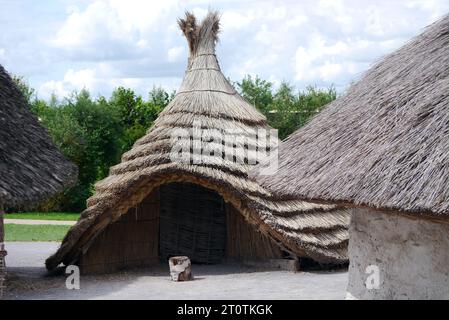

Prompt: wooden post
[
  {"left": 169, "top": 256, "right": 193, "bottom": 281},
  {"left": 0, "top": 204, "right": 6, "bottom": 298}
]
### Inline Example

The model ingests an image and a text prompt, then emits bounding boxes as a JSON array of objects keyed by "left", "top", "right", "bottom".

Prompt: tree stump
[{"left": 169, "top": 256, "right": 193, "bottom": 281}]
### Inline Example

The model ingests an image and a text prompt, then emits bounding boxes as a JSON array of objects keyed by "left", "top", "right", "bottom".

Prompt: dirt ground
[{"left": 3, "top": 242, "right": 348, "bottom": 300}]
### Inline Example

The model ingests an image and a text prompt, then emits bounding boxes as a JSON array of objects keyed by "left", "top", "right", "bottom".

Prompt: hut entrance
[
  {"left": 159, "top": 182, "right": 227, "bottom": 264},
  {"left": 78, "top": 182, "right": 285, "bottom": 274}
]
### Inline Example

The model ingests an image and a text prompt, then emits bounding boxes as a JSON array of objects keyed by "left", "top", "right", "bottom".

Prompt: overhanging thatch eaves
[
  {"left": 46, "top": 11, "right": 350, "bottom": 270},
  {"left": 0, "top": 65, "right": 77, "bottom": 209},
  {"left": 251, "top": 14, "right": 449, "bottom": 216}
]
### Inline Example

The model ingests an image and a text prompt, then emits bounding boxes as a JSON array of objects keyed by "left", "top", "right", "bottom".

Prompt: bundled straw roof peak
[
  {"left": 0, "top": 65, "right": 77, "bottom": 209},
  {"left": 251, "top": 14, "right": 449, "bottom": 216},
  {"left": 46, "top": 11, "right": 350, "bottom": 270},
  {"left": 178, "top": 11, "right": 220, "bottom": 59}
]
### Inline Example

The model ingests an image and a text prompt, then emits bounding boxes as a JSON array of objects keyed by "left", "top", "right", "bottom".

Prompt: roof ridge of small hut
[
  {"left": 0, "top": 64, "right": 77, "bottom": 209},
  {"left": 251, "top": 13, "right": 449, "bottom": 216},
  {"left": 46, "top": 11, "right": 350, "bottom": 270}
]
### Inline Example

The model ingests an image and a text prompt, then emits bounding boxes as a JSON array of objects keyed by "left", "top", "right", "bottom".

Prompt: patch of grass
[
  {"left": 5, "top": 212, "right": 80, "bottom": 221},
  {"left": 4, "top": 224, "right": 71, "bottom": 241}
]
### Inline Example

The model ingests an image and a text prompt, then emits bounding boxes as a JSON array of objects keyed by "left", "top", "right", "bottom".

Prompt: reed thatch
[
  {"left": 251, "top": 14, "right": 449, "bottom": 217},
  {"left": 0, "top": 63, "right": 77, "bottom": 298},
  {"left": 0, "top": 65, "right": 78, "bottom": 209},
  {"left": 46, "top": 11, "right": 350, "bottom": 270}
]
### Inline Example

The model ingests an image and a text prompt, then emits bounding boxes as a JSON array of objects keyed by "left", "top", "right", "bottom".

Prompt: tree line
[{"left": 14, "top": 75, "right": 336, "bottom": 212}]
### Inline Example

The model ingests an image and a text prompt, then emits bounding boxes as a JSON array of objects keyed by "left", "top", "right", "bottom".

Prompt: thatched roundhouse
[
  {"left": 252, "top": 14, "right": 449, "bottom": 299},
  {"left": 0, "top": 64, "right": 77, "bottom": 297},
  {"left": 46, "top": 12, "right": 350, "bottom": 274}
]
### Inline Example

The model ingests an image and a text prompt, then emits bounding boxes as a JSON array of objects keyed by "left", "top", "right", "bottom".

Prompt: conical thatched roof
[
  {"left": 0, "top": 65, "right": 77, "bottom": 209},
  {"left": 252, "top": 14, "right": 449, "bottom": 217},
  {"left": 46, "top": 12, "right": 350, "bottom": 270}
]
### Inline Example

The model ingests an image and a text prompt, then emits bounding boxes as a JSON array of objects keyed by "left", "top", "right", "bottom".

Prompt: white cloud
[
  {"left": 39, "top": 80, "right": 70, "bottom": 99},
  {"left": 64, "top": 68, "right": 97, "bottom": 89},
  {"left": 317, "top": 0, "right": 355, "bottom": 33},
  {"left": 294, "top": 33, "right": 402, "bottom": 84},
  {"left": 40, "top": 65, "right": 117, "bottom": 96},
  {"left": 50, "top": 0, "right": 180, "bottom": 60},
  {"left": 167, "top": 46, "right": 185, "bottom": 62},
  {"left": 294, "top": 36, "right": 349, "bottom": 82},
  {"left": 221, "top": 11, "right": 253, "bottom": 30},
  {"left": 364, "top": 6, "right": 385, "bottom": 37},
  {"left": 39, "top": 67, "right": 105, "bottom": 98},
  {"left": 317, "top": 62, "right": 343, "bottom": 81},
  {"left": 286, "top": 15, "right": 309, "bottom": 28},
  {"left": 254, "top": 25, "right": 278, "bottom": 45},
  {"left": 189, "top": 7, "right": 209, "bottom": 21},
  {"left": 406, "top": 0, "right": 449, "bottom": 20},
  {"left": 2, "top": 0, "right": 448, "bottom": 100},
  {"left": 37, "top": 64, "right": 182, "bottom": 99}
]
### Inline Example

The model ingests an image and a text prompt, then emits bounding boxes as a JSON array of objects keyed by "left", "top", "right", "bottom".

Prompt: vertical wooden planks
[
  {"left": 225, "top": 204, "right": 283, "bottom": 261},
  {"left": 79, "top": 188, "right": 160, "bottom": 274}
]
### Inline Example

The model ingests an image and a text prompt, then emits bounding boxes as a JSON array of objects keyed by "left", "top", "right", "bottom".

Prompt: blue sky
[{"left": 1, "top": 0, "right": 448, "bottom": 100}]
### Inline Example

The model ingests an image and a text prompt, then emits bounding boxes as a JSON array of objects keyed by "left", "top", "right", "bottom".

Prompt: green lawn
[
  {"left": 3, "top": 212, "right": 78, "bottom": 242},
  {"left": 4, "top": 224, "right": 71, "bottom": 241},
  {"left": 5, "top": 212, "right": 80, "bottom": 221}
]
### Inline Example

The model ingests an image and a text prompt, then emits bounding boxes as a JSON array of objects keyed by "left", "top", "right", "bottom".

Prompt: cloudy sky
[{"left": 1, "top": 0, "right": 448, "bottom": 100}]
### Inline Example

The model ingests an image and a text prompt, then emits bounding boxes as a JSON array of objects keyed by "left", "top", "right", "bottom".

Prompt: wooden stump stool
[{"left": 169, "top": 256, "right": 193, "bottom": 281}]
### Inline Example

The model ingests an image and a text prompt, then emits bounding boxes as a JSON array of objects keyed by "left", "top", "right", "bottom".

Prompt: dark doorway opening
[{"left": 159, "top": 182, "right": 227, "bottom": 264}]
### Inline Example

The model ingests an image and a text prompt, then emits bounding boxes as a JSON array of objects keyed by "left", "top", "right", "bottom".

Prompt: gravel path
[
  {"left": 3, "top": 242, "right": 348, "bottom": 300},
  {"left": 4, "top": 219, "right": 76, "bottom": 225}
]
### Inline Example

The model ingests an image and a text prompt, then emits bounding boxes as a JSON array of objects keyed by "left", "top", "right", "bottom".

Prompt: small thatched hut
[
  {"left": 0, "top": 64, "right": 77, "bottom": 297},
  {"left": 46, "top": 12, "right": 350, "bottom": 274},
  {"left": 251, "top": 14, "right": 449, "bottom": 299}
]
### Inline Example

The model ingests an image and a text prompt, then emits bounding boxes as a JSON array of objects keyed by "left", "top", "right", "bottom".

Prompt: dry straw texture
[
  {"left": 252, "top": 14, "right": 449, "bottom": 216},
  {"left": 1, "top": 64, "right": 76, "bottom": 298},
  {"left": 46, "top": 12, "right": 350, "bottom": 270},
  {"left": 0, "top": 65, "right": 77, "bottom": 209}
]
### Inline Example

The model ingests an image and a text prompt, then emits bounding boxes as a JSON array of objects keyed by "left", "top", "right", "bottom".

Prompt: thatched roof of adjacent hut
[
  {"left": 46, "top": 12, "right": 350, "bottom": 270},
  {"left": 252, "top": 14, "right": 449, "bottom": 217},
  {"left": 0, "top": 65, "right": 77, "bottom": 209}
]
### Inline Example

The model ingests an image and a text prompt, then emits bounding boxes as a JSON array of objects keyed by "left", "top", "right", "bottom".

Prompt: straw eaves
[
  {"left": 251, "top": 14, "right": 449, "bottom": 216},
  {"left": 46, "top": 11, "right": 350, "bottom": 270},
  {"left": 0, "top": 65, "right": 77, "bottom": 209}
]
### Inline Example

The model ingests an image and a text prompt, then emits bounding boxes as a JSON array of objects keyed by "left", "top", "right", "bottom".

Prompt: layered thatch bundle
[
  {"left": 0, "top": 63, "right": 77, "bottom": 297},
  {"left": 0, "top": 65, "right": 78, "bottom": 209},
  {"left": 252, "top": 14, "right": 449, "bottom": 218},
  {"left": 46, "top": 11, "right": 350, "bottom": 271}
]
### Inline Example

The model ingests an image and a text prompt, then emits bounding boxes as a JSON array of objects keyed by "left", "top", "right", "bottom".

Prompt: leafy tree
[
  {"left": 32, "top": 98, "right": 87, "bottom": 211},
  {"left": 268, "top": 84, "right": 337, "bottom": 139},
  {"left": 236, "top": 75, "right": 273, "bottom": 114},
  {"left": 109, "top": 87, "right": 141, "bottom": 127},
  {"left": 31, "top": 90, "right": 123, "bottom": 211},
  {"left": 148, "top": 86, "right": 174, "bottom": 110},
  {"left": 12, "top": 74, "right": 336, "bottom": 212},
  {"left": 69, "top": 90, "right": 123, "bottom": 179},
  {"left": 108, "top": 86, "right": 172, "bottom": 153},
  {"left": 12, "top": 75, "right": 35, "bottom": 105},
  {"left": 268, "top": 82, "right": 296, "bottom": 139},
  {"left": 237, "top": 76, "right": 337, "bottom": 139}
]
